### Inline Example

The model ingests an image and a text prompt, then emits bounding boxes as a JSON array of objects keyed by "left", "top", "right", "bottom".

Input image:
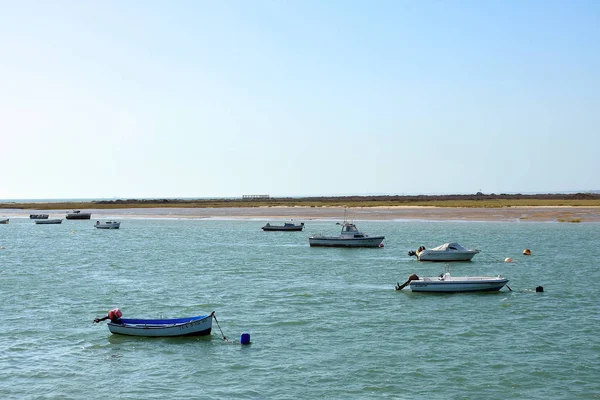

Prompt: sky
[{"left": 1, "top": 0, "right": 599, "bottom": 199}]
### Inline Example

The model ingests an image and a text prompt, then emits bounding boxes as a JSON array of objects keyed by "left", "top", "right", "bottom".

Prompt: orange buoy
[{"left": 523, "top": 249, "right": 531, "bottom": 255}]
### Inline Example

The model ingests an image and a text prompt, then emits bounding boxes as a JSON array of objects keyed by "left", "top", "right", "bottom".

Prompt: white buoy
[{"left": 505, "top": 257, "right": 513, "bottom": 263}]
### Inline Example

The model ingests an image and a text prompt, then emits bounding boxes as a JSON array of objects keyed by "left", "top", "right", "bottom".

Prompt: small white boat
[
  {"left": 409, "top": 242, "right": 480, "bottom": 261},
  {"left": 262, "top": 221, "right": 304, "bottom": 231},
  {"left": 94, "top": 220, "right": 121, "bottom": 229},
  {"left": 396, "top": 267, "right": 509, "bottom": 293},
  {"left": 309, "top": 222, "right": 384, "bottom": 248},
  {"left": 94, "top": 309, "right": 214, "bottom": 337},
  {"left": 35, "top": 219, "right": 63, "bottom": 224}
]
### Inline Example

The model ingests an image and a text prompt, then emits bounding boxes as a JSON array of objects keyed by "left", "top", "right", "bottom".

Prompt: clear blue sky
[{"left": 1, "top": 0, "right": 598, "bottom": 199}]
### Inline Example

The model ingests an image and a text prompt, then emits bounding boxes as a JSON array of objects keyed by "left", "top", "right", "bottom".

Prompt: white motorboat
[
  {"left": 409, "top": 242, "right": 480, "bottom": 261},
  {"left": 94, "top": 220, "right": 121, "bottom": 229},
  {"left": 35, "top": 219, "right": 63, "bottom": 224},
  {"left": 309, "top": 222, "right": 384, "bottom": 248},
  {"left": 396, "top": 267, "right": 509, "bottom": 293}
]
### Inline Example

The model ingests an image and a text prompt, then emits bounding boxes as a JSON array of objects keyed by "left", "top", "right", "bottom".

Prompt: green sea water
[{"left": 1, "top": 218, "right": 599, "bottom": 399}]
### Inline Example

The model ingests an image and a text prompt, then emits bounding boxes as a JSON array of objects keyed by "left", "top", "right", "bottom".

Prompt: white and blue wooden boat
[{"left": 106, "top": 312, "right": 214, "bottom": 337}]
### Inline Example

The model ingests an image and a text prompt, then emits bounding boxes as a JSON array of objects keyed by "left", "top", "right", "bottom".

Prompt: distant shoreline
[{"left": 1, "top": 206, "right": 599, "bottom": 222}]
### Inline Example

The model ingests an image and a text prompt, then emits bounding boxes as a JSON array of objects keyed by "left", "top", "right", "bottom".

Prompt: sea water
[{"left": 0, "top": 218, "right": 598, "bottom": 399}]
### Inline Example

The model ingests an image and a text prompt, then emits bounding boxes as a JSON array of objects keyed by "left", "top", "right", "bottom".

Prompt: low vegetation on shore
[{"left": 2, "top": 193, "right": 600, "bottom": 210}]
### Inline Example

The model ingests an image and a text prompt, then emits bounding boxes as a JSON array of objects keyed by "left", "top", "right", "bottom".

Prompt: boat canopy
[
  {"left": 343, "top": 224, "right": 359, "bottom": 233},
  {"left": 431, "top": 242, "right": 469, "bottom": 251}
]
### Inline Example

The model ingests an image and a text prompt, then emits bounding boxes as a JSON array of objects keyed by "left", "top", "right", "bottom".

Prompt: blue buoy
[{"left": 240, "top": 332, "right": 251, "bottom": 345}]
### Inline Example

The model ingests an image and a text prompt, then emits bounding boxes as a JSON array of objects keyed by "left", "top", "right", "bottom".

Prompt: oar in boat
[{"left": 395, "top": 274, "right": 419, "bottom": 291}]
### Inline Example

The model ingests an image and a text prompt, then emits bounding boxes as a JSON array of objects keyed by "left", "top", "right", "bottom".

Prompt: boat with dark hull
[
  {"left": 66, "top": 210, "right": 92, "bottom": 220},
  {"left": 30, "top": 214, "right": 49, "bottom": 219},
  {"left": 262, "top": 221, "right": 304, "bottom": 231}
]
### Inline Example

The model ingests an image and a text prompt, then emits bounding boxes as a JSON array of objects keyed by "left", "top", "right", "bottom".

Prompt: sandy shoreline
[{"left": 2, "top": 206, "right": 600, "bottom": 222}]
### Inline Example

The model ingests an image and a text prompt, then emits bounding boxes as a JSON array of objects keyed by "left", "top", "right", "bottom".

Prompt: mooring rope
[{"left": 212, "top": 312, "right": 228, "bottom": 341}]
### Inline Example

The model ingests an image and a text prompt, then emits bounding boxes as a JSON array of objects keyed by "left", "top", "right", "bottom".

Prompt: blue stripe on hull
[
  {"left": 309, "top": 243, "right": 382, "bottom": 248},
  {"left": 411, "top": 287, "right": 504, "bottom": 293},
  {"left": 110, "top": 327, "right": 212, "bottom": 337},
  {"left": 409, "top": 281, "right": 508, "bottom": 292}
]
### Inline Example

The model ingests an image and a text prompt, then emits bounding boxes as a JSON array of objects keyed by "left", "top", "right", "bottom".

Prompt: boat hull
[
  {"left": 66, "top": 213, "right": 91, "bottom": 220},
  {"left": 409, "top": 278, "right": 509, "bottom": 293},
  {"left": 309, "top": 236, "right": 385, "bottom": 248},
  {"left": 262, "top": 226, "right": 303, "bottom": 231},
  {"left": 30, "top": 214, "right": 49, "bottom": 219},
  {"left": 35, "top": 219, "right": 63, "bottom": 224},
  {"left": 107, "top": 314, "right": 213, "bottom": 337},
  {"left": 0, "top": 219, "right": 8, "bottom": 224},
  {"left": 95, "top": 223, "right": 120, "bottom": 229},
  {"left": 417, "top": 251, "right": 479, "bottom": 262}
]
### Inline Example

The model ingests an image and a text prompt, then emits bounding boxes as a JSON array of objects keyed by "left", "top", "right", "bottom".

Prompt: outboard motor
[{"left": 108, "top": 308, "right": 123, "bottom": 323}]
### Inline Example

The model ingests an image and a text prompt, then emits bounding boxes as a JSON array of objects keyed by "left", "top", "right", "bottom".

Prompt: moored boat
[
  {"left": 35, "top": 219, "right": 63, "bottom": 224},
  {"left": 94, "top": 309, "right": 214, "bottom": 337},
  {"left": 0, "top": 218, "right": 8, "bottom": 224},
  {"left": 395, "top": 267, "right": 509, "bottom": 293},
  {"left": 94, "top": 220, "right": 120, "bottom": 229},
  {"left": 262, "top": 221, "right": 304, "bottom": 231},
  {"left": 30, "top": 214, "right": 49, "bottom": 219},
  {"left": 309, "top": 221, "right": 384, "bottom": 248},
  {"left": 66, "top": 210, "right": 92, "bottom": 220},
  {"left": 409, "top": 242, "right": 480, "bottom": 261}
]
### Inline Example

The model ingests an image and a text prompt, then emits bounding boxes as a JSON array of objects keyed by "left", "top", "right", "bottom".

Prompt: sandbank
[{"left": 2, "top": 206, "right": 600, "bottom": 222}]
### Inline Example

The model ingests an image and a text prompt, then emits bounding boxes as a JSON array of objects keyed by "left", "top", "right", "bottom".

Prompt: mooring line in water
[{"left": 212, "top": 312, "right": 228, "bottom": 341}]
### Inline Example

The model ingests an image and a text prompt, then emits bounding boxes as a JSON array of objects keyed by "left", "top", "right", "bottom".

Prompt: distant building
[{"left": 242, "top": 195, "right": 270, "bottom": 200}]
